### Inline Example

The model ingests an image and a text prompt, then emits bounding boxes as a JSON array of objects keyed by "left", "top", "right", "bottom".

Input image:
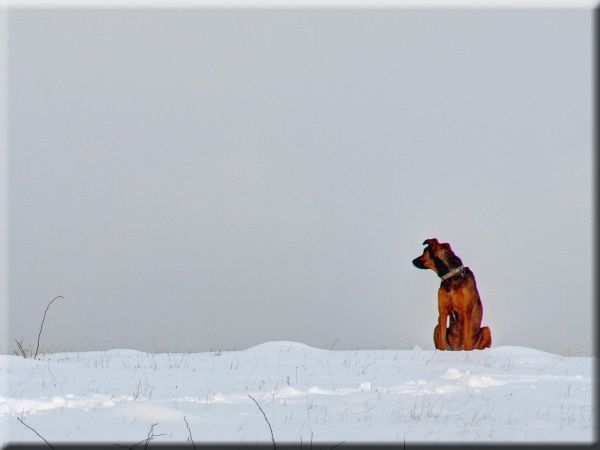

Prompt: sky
[{"left": 4, "top": 8, "right": 593, "bottom": 355}]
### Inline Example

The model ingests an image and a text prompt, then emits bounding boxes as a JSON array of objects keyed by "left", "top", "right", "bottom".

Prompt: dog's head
[{"left": 412, "top": 238, "right": 463, "bottom": 277}]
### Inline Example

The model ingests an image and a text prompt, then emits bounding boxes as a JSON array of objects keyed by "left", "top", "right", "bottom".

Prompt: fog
[{"left": 4, "top": 8, "right": 592, "bottom": 355}]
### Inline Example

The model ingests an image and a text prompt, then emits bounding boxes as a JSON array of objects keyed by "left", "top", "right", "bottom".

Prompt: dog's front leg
[
  {"left": 436, "top": 289, "right": 449, "bottom": 350},
  {"left": 462, "top": 307, "right": 474, "bottom": 351},
  {"left": 435, "top": 313, "right": 448, "bottom": 350}
]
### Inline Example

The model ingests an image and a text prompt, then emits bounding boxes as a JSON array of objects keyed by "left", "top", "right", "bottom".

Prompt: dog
[{"left": 412, "top": 238, "right": 491, "bottom": 351}]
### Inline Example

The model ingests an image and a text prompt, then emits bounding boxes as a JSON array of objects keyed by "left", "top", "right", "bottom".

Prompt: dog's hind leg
[{"left": 472, "top": 327, "right": 492, "bottom": 350}]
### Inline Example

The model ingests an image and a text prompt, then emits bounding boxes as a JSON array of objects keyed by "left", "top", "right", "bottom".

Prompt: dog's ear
[{"left": 423, "top": 238, "right": 439, "bottom": 247}]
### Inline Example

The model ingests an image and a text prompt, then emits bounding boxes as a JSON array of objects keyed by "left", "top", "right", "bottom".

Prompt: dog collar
[{"left": 441, "top": 265, "right": 465, "bottom": 281}]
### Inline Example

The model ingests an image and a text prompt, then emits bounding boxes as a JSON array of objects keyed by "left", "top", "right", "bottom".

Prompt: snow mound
[
  {"left": 3, "top": 342, "right": 593, "bottom": 445},
  {"left": 244, "top": 340, "right": 322, "bottom": 353},
  {"left": 441, "top": 368, "right": 467, "bottom": 379},
  {"left": 481, "top": 345, "right": 561, "bottom": 357}
]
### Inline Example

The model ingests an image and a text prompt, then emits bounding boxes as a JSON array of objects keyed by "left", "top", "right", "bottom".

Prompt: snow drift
[{"left": 0, "top": 342, "right": 593, "bottom": 445}]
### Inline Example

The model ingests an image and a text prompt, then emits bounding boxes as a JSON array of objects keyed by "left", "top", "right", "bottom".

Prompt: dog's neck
[{"left": 440, "top": 265, "right": 465, "bottom": 281}]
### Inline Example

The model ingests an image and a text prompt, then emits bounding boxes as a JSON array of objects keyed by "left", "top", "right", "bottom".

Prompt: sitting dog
[{"left": 412, "top": 238, "right": 491, "bottom": 351}]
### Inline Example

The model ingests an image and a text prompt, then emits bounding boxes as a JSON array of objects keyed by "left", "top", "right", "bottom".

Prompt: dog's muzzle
[{"left": 412, "top": 257, "right": 426, "bottom": 269}]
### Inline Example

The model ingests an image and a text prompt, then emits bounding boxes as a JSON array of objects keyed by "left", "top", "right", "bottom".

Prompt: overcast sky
[{"left": 6, "top": 8, "right": 592, "bottom": 355}]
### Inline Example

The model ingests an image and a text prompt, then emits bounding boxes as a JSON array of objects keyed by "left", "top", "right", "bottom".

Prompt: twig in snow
[
  {"left": 114, "top": 422, "right": 165, "bottom": 450},
  {"left": 16, "top": 417, "right": 55, "bottom": 449},
  {"left": 34, "top": 295, "right": 63, "bottom": 359},
  {"left": 115, "top": 442, "right": 145, "bottom": 449},
  {"left": 183, "top": 416, "right": 196, "bottom": 450},
  {"left": 248, "top": 394, "right": 276, "bottom": 449},
  {"left": 144, "top": 423, "right": 165, "bottom": 449},
  {"left": 14, "top": 339, "right": 27, "bottom": 357},
  {"left": 403, "top": 430, "right": 413, "bottom": 450},
  {"left": 331, "top": 441, "right": 345, "bottom": 449}
]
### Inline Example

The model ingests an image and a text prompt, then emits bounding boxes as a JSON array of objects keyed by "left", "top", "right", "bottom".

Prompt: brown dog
[{"left": 412, "top": 238, "right": 491, "bottom": 351}]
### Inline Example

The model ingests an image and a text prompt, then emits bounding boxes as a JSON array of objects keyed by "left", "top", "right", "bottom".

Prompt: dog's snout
[{"left": 412, "top": 257, "right": 426, "bottom": 269}]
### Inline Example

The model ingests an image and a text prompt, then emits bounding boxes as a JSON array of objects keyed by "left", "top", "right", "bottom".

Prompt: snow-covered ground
[{"left": 0, "top": 342, "right": 594, "bottom": 445}]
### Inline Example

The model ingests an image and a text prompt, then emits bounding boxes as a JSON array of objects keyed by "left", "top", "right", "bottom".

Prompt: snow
[{"left": 0, "top": 342, "right": 594, "bottom": 445}]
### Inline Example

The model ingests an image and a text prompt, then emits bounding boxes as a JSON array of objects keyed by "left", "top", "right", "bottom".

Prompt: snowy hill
[{"left": 0, "top": 342, "right": 594, "bottom": 445}]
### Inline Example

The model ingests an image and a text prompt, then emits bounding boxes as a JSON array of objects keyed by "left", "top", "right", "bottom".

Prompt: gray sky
[{"left": 6, "top": 9, "right": 592, "bottom": 355}]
